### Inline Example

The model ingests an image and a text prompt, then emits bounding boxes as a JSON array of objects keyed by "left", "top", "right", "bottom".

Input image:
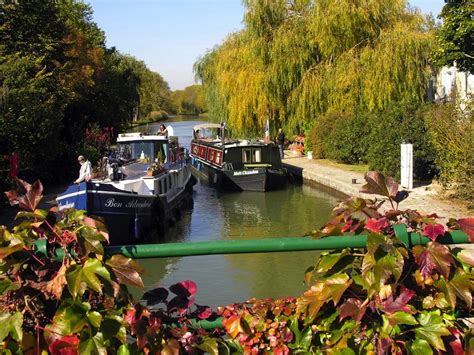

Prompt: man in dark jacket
[{"left": 277, "top": 128, "right": 285, "bottom": 159}]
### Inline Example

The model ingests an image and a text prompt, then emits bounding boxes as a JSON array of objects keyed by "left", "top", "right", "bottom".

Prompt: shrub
[
  {"left": 367, "top": 102, "right": 437, "bottom": 180},
  {"left": 148, "top": 110, "right": 168, "bottom": 121},
  {"left": 2, "top": 174, "right": 473, "bottom": 353},
  {"left": 1, "top": 178, "right": 224, "bottom": 353},
  {"left": 308, "top": 111, "right": 348, "bottom": 159},
  {"left": 219, "top": 172, "right": 474, "bottom": 353},
  {"left": 325, "top": 111, "right": 372, "bottom": 164},
  {"left": 423, "top": 99, "right": 474, "bottom": 204}
]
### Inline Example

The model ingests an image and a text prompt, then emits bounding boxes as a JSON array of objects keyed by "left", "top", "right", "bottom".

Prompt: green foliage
[
  {"left": 432, "top": 0, "right": 474, "bottom": 74},
  {"left": 148, "top": 110, "right": 168, "bottom": 121},
  {"left": 195, "top": 0, "right": 433, "bottom": 134},
  {"left": 367, "top": 102, "right": 437, "bottom": 180},
  {"left": 0, "top": 0, "right": 174, "bottom": 183},
  {"left": 219, "top": 171, "right": 474, "bottom": 353},
  {"left": 308, "top": 111, "right": 371, "bottom": 164},
  {"left": 423, "top": 99, "right": 474, "bottom": 203},
  {"left": 170, "top": 84, "right": 207, "bottom": 115},
  {"left": 0, "top": 179, "right": 224, "bottom": 353},
  {"left": 2, "top": 173, "right": 474, "bottom": 353}
]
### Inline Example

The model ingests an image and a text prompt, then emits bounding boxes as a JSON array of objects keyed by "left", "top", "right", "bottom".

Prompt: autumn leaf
[
  {"left": 448, "top": 328, "right": 464, "bottom": 355},
  {"left": 381, "top": 287, "right": 415, "bottom": 314},
  {"left": 195, "top": 305, "right": 213, "bottom": 319},
  {"left": 413, "top": 242, "right": 454, "bottom": 278},
  {"left": 48, "top": 335, "right": 79, "bottom": 355},
  {"left": 106, "top": 255, "right": 144, "bottom": 288},
  {"left": 365, "top": 217, "right": 389, "bottom": 233},
  {"left": 360, "top": 171, "right": 399, "bottom": 198},
  {"left": 169, "top": 280, "right": 197, "bottom": 298},
  {"left": 0, "top": 241, "right": 24, "bottom": 262},
  {"left": 450, "top": 272, "right": 473, "bottom": 309},
  {"left": 339, "top": 298, "right": 367, "bottom": 323},
  {"left": 161, "top": 338, "right": 180, "bottom": 355},
  {"left": 457, "top": 249, "right": 474, "bottom": 266},
  {"left": 142, "top": 287, "right": 169, "bottom": 305},
  {"left": 222, "top": 315, "right": 244, "bottom": 338},
  {"left": 325, "top": 273, "right": 352, "bottom": 305},
  {"left": 5, "top": 178, "right": 43, "bottom": 212},
  {"left": 422, "top": 223, "right": 445, "bottom": 241},
  {"left": 46, "top": 263, "right": 68, "bottom": 299},
  {"left": 457, "top": 218, "right": 474, "bottom": 242}
]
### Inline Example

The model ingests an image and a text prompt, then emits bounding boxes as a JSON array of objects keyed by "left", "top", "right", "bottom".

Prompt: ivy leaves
[{"left": 66, "top": 259, "right": 111, "bottom": 298}]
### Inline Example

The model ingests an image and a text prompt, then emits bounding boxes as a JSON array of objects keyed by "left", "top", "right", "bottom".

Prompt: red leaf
[
  {"left": 458, "top": 218, "right": 474, "bottom": 242},
  {"left": 339, "top": 298, "right": 367, "bottom": 323},
  {"left": 8, "top": 178, "right": 43, "bottom": 211},
  {"left": 414, "top": 242, "right": 454, "bottom": 278},
  {"left": 381, "top": 287, "right": 415, "bottom": 314},
  {"left": 169, "top": 280, "right": 197, "bottom": 297},
  {"left": 167, "top": 296, "right": 194, "bottom": 315},
  {"left": 422, "top": 223, "right": 445, "bottom": 241},
  {"left": 360, "top": 171, "right": 399, "bottom": 198},
  {"left": 49, "top": 335, "right": 79, "bottom": 355},
  {"left": 142, "top": 287, "right": 169, "bottom": 305},
  {"left": 124, "top": 308, "right": 136, "bottom": 326},
  {"left": 365, "top": 217, "right": 389, "bottom": 233},
  {"left": 448, "top": 328, "right": 464, "bottom": 355},
  {"left": 195, "top": 305, "right": 213, "bottom": 320}
]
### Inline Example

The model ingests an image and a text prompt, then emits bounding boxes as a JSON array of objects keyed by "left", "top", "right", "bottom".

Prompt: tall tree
[
  {"left": 195, "top": 0, "right": 434, "bottom": 134},
  {"left": 433, "top": 0, "right": 474, "bottom": 74}
]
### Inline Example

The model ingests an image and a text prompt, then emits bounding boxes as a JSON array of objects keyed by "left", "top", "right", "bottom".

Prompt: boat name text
[
  {"left": 233, "top": 170, "right": 258, "bottom": 176},
  {"left": 105, "top": 198, "right": 152, "bottom": 209}
]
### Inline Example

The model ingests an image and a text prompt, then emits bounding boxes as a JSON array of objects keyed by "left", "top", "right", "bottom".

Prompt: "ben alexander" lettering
[{"left": 105, "top": 198, "right": 152, "bottom": 209}]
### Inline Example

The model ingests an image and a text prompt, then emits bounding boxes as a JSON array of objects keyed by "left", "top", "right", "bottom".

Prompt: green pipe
[
  {"left": 188, "top": 318, "right": 224, "bottom": 330},
  {"left": 34, "top": 227, "right": 469, "bottom": 260}
]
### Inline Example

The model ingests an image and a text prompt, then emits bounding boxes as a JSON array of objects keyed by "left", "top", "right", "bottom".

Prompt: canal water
[{"left": 132, "top": 116, "right": 343, "bottom": 308}]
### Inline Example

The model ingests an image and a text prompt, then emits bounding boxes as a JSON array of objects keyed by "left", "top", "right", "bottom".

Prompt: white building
[{"left": 431, "top": 65, "right": 474, "bottom": 103}]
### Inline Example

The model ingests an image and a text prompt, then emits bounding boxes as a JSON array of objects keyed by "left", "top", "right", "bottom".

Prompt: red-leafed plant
[
  {"left": 1, "top": 173, "right": 473, "bottom": 354},
  {"left": 218, "top": 171, "right": 474, "bottom": 354},
  {"left": 0, "top": 178, "right": 222, "bottom": 353}
]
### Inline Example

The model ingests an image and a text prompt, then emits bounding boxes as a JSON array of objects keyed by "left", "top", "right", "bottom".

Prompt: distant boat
[
  {"left": 56, "top": 131, "right": 195, "bottom": 245},
  {"left": 190, "top": 123, "right": 287, "bottom": 192}
]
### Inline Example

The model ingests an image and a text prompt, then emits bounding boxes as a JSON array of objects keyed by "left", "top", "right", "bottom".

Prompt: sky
[{"left": 88, "top": 0, "right": 446, "bottom": 91}]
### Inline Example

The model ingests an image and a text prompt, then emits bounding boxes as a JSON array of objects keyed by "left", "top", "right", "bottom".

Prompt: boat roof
[
  {"left": 117, "top": 132, "right": 168, "bottom": 143},
  {"left": 193, "top": 123, "right": 224, "bottom": 131}
]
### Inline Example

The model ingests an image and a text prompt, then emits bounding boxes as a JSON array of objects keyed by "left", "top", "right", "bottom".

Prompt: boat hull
[
  {"left": 192, "top": 160, "right": 287, "bottom": 192},
  {"left": 56, "top": 180, "right": 193, "bottom": 245}
]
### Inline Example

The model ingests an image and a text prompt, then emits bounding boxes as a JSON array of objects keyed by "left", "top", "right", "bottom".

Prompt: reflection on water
[{"left": 132, "top": 116, "right": 343, "bottom": 308}]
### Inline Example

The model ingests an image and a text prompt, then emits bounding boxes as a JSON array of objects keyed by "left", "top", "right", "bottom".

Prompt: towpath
[{"left": 283, "top": 155, "right": 473, "bottom": 220}]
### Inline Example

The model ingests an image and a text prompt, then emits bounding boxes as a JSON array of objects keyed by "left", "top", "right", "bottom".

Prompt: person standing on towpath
[{"left": 277, "top": 128, "right": 285, "bottom": 159}]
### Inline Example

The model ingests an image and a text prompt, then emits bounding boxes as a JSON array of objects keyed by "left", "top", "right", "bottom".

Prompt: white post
[{"left": 400, "top": 143, "right": 413, "bottom": 190}]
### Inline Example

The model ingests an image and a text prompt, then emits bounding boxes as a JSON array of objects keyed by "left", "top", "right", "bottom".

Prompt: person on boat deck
[
  {"left": 75, "top": 155, "right": 92, "bottom": 183},
  {"left": 277, "top": 128, "right": 285, "bottom": 159},
  {"left": 194, "top": 129, "right": 201, "bottom": 139},
  {"left": 158, "top": 124, "right": 168, "bottom": 137}
]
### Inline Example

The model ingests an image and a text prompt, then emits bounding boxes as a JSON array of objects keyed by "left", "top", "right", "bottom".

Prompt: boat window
[
  {"left": 253, "top": 149, "right": 261, "bottom": 163},
  {"left": 242, "top": 149, "right": 251, "bottom": 163},
  {"left": 168, "top": 176, "right": 172, "bottom": 189}
]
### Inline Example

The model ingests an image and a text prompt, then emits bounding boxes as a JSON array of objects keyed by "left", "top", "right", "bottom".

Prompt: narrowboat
[
  {"left": 56, "top": 131, "right": 195, "bottom": 245},
  {"left": 190, "top": 123, "right": 287, "bottom": 192}
]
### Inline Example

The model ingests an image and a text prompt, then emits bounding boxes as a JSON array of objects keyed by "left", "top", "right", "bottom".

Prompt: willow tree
[{"left": 195, "top": 0, "right": 434, "bottom": 134}]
